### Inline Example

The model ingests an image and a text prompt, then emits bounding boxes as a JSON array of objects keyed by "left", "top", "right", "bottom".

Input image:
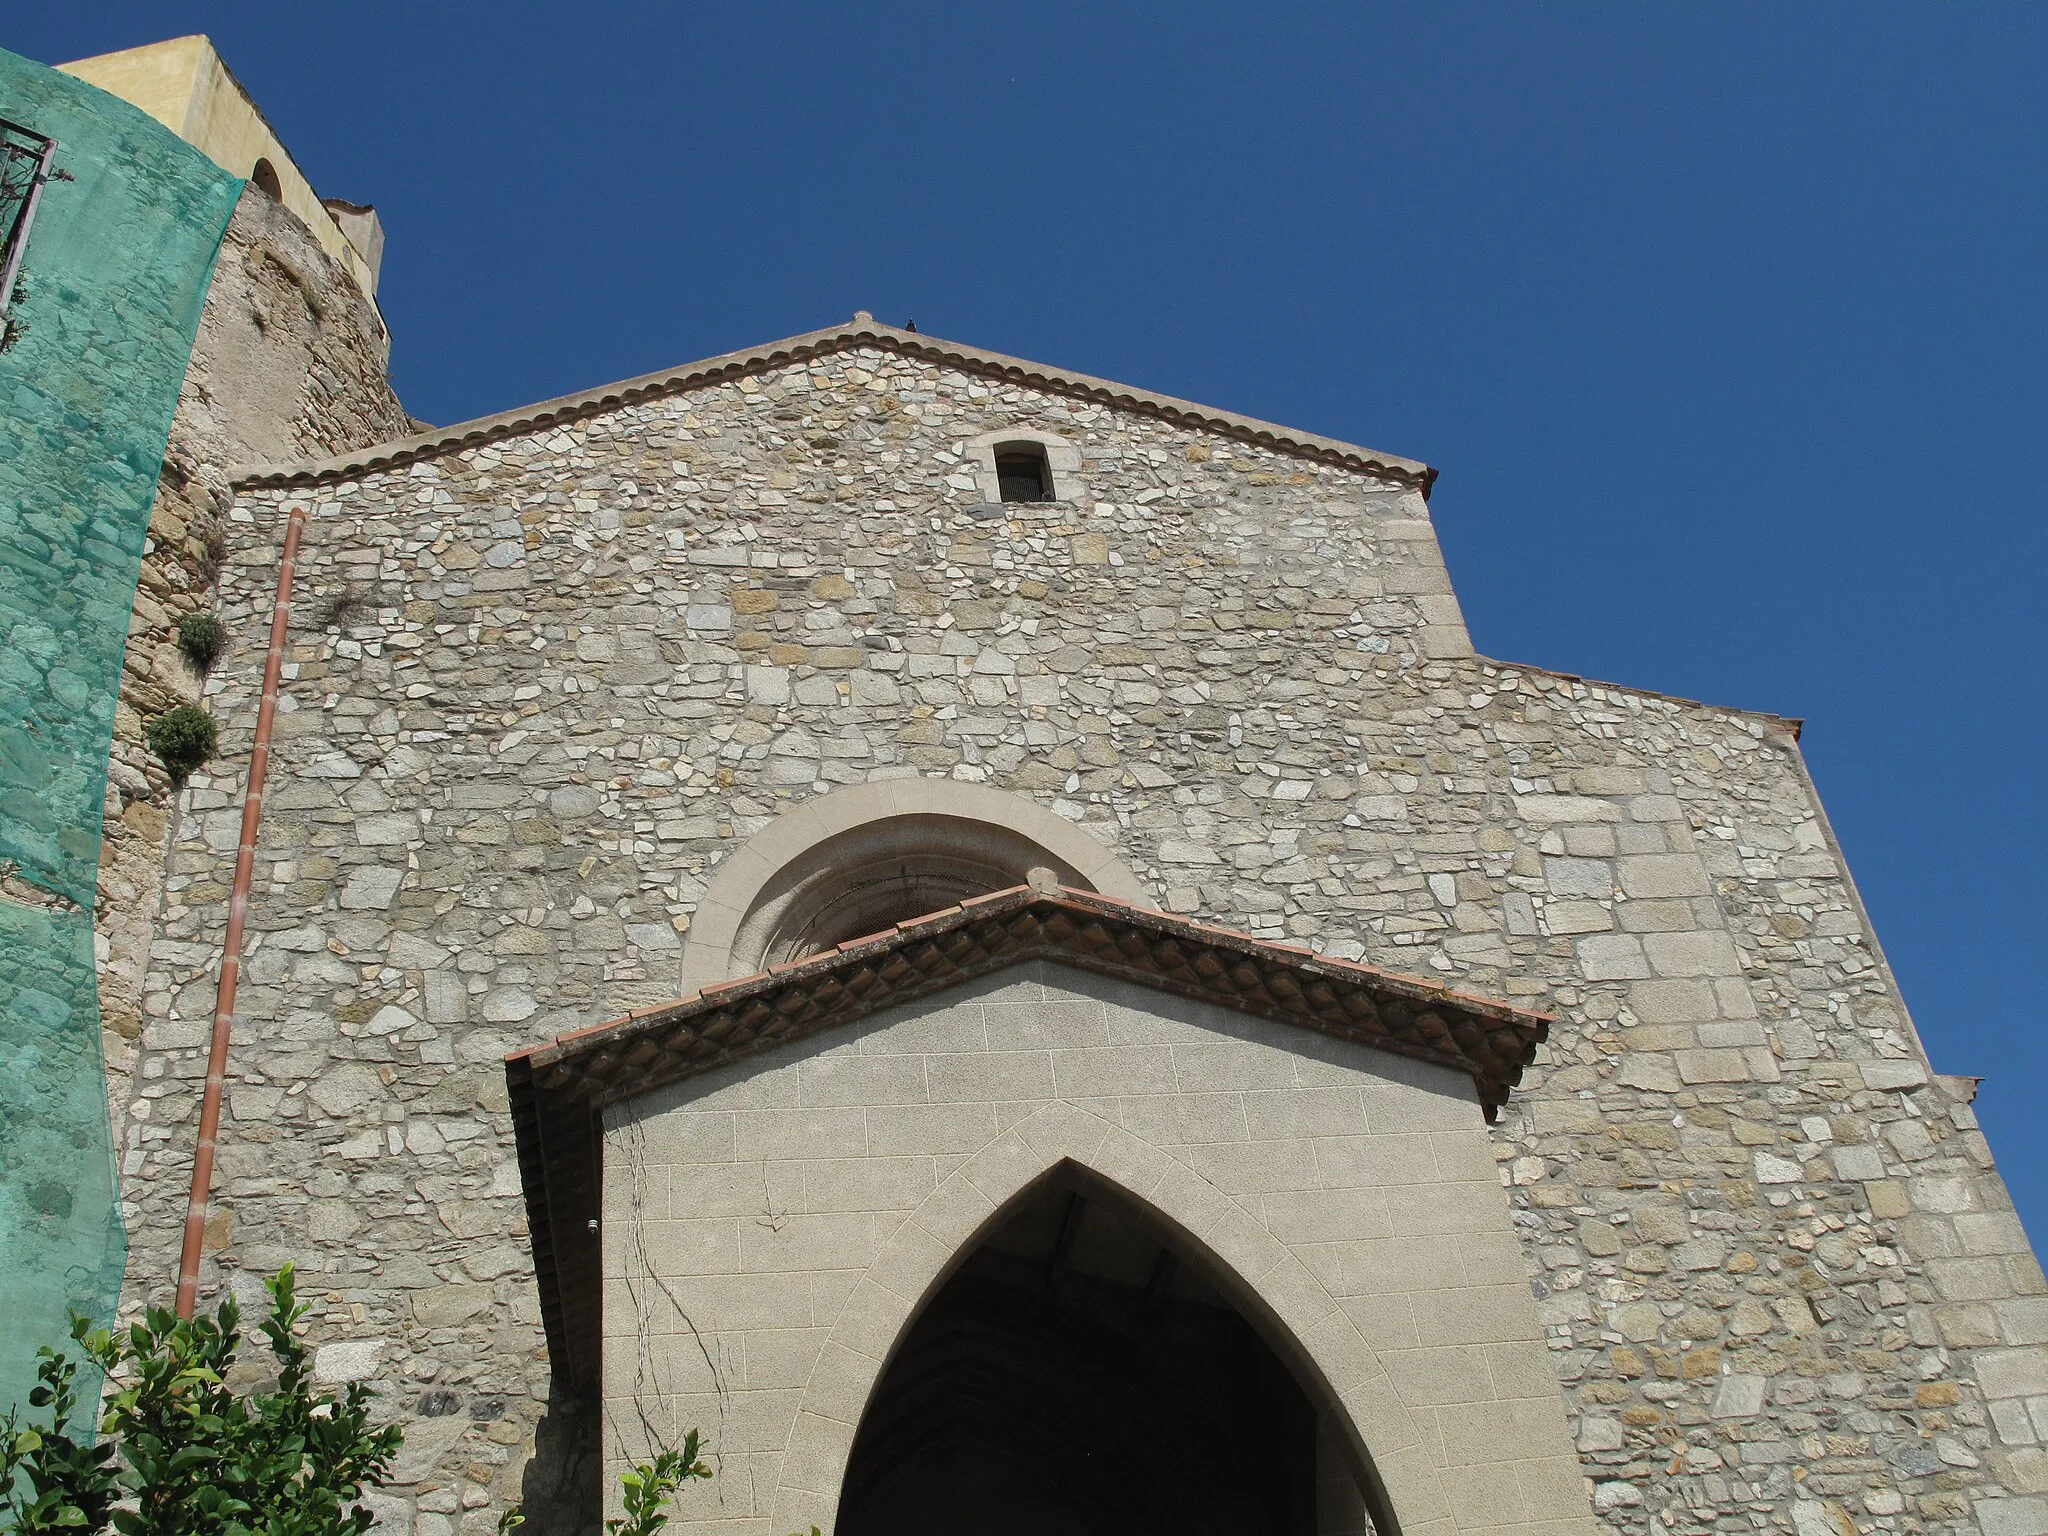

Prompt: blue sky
[{"left": 14, "top": 5, "right": 2047, "bottom": 1228}]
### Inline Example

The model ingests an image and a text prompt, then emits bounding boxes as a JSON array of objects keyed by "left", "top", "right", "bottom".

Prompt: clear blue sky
[{"left": 14, "top": 5, "right": 2047, "bottom": 1228}]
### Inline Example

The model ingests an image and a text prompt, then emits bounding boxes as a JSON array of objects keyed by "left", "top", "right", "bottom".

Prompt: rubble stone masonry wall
[
  {"left": 126, "top": 343, "right": 2045, "bottom": 1536},
  {"left": 98, "top": 183, "right": 411, "bottom": 1100}
]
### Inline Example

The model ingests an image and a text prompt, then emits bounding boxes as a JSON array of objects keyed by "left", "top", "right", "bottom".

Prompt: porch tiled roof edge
[
  {"left": 504, "top": 885, "right": 1550, "bottom": 1398},
  {"left": 230, "top": 317, "right": 1435, "bottom": 494}
]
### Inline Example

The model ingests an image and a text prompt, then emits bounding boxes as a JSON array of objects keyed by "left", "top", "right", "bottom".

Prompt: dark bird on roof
[{"left": 905, "top": 319, "right": 917, "bottom": 332}]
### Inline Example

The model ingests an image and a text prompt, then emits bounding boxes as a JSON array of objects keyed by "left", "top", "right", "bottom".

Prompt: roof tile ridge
[
  {"left": 868, "top": 330, "right": 1433, "bottom": 484},
  {"left": 227, "top": 319, "right": 863, "bottom": 489},
  {"left": 516, "top": 879, "right": 1555, "bottom": 1076},
  {"left": 517, "top": 884, "right": 1043, "bottom": 1066},
  {"left": 229, "top": 317, "right": 1433, "bottom": 493},
  {"left": 1475, "top": 653, "right": 1805, "bottom": 738}
]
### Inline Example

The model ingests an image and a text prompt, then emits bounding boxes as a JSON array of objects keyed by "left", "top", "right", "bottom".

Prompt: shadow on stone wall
[{"left": 518, "top": 1386, "right": 601, "bottom": 1535}]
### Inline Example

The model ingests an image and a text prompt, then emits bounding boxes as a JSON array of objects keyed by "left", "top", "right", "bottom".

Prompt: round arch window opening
[{"left": 728, "top": 813, "right": 1097, "bottom": 973}]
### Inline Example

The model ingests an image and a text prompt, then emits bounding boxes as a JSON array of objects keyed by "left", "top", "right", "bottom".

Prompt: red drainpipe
[{"left": 175, "top": 498, "right": 308, "bottom": 1317}]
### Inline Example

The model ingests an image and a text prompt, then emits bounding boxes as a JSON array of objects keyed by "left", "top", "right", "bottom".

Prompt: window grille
[
  {"left": 1, "top": 117, "right": 57, "bottom": 325},
  {"left": 995, "top": 445, "right": 1053, "bottom": 502}
]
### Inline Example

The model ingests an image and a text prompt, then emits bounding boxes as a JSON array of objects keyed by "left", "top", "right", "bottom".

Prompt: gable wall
[{"left": 120, "top": 345, "right": 2047, "bottom": 1536}]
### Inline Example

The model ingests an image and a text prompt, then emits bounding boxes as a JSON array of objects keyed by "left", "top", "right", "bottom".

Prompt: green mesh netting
[
  {"left": 0, "top": 47, "right": 240, "bottom": 1424},
  {"left": 0, "top": 902, "right": 126, "bottom": 1413},
  {"left": 0, "top": 48, "right": 239, "bottom": 900}
]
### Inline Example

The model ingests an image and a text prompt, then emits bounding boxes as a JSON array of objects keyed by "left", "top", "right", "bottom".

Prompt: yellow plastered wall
[{"left": 57, "top": 35, "right": 381, "bottom": 299}]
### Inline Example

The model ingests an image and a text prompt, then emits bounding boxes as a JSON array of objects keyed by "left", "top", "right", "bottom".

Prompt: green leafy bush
[
  {"left": 3, "top": 1265, "right": 812, "bottom": 1536},
  {"left": 0, "top": 1267, "right": 400, "bottom": 1535},
  {"left": 176, "top": 612, "right": 226, "bottom": 673},
  {"left": 143, "top": 705, "right": 215, "bottom": 785},
  {"left": 0, "top": 1345, "right": 116, "bottom": 1533}
]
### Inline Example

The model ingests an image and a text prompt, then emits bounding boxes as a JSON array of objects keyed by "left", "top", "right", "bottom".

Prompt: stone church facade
[{"left": 121, "top": 316, "right": 2048, "bottom": 1536}]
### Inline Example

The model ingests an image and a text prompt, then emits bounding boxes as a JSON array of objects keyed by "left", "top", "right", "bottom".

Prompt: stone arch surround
[
  {"left": 766, "top": 1102, "right": 1451, "bottom": 1536},
  {"left": 963, "top": 425, "right": 1086, "bottom": 504},
  {"left": 678, "top": 779, "right": 1152, "bottom": 993}
]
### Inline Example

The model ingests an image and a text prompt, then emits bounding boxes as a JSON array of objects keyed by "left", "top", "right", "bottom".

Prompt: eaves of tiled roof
[
  {"left": 504, "top": 883, "right": 1549, "bottom": 1397},
  {"left": 231, "top": 315, "right": 1436, "bottom": 494}
]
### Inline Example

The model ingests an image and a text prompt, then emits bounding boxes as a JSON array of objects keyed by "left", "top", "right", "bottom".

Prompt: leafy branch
[
  {"left": 4, "top": 1266, "right": 796, "bottom": 1535},
  {"left": 1, "top": 1267, "right": 398, "bottom": 1536}
]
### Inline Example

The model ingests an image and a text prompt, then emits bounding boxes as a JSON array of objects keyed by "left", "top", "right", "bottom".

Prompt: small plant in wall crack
[
  {"left": 194, "top": 522, "right": 230, "bottom": 586},
  {"left": 493, "top": 1428, "right": 821, "bottom": 1535},
  {"left": 306, "top": 583, "right": 376, "bottom": 633},
  {"left": 144, "top": 704, "right": 216, "bottom": 786},
  {"left": 176, "top": 612, "right": 226, "bottom": 673},
  {"left": 607, "top": 1434, "right": 712, "bottom": 1536}
]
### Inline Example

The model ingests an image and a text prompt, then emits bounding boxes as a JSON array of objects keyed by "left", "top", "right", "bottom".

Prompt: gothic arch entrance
[{"left": 836, "top": 1167, "right": 1378, "bottom": 1536}]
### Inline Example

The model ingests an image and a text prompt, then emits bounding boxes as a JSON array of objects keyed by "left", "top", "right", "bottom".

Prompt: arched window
[
  {"left": 678, "top": 780, "right": 1152, "bottom": 993},
  {"left": 994, "top": 442, "right": 1052, "bottom": 503},
  {"left": 249, "top": 159, "right": 282, "bottom": 200},
  {"left": 967, "top": 429, "right": 1083, "bottom": 506},
  {"left": 734, "top": 814, "right": 1091, "bottom": 970}
]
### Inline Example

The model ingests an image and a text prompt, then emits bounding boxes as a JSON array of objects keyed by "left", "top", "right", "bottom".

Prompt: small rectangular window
[
  {"left": 995, "top": 446, "right": 1052, "bottom": 503},
  {"left": 1, "top": 117, "right": 57, "bottom": 325}
]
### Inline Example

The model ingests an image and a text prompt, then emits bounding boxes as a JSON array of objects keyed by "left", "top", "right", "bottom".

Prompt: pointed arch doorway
[{"left": 836, "top": 1166, "right": 1380, "bottom": 1536}]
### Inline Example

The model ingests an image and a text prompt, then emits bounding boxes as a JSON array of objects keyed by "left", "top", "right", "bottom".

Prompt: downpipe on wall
[{"left": 175, "top": 499, "right": 308, "bottom": 1317}]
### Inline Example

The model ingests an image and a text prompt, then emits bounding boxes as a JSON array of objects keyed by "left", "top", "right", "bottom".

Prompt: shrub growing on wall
[
  {"left": 175, "top": 612, "right": 225, "bottom": 673},
  {"left": 142, "top": 704, "right": 215, "bottom": 785}
]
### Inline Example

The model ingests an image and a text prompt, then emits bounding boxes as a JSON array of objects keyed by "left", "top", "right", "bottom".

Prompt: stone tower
[
  {"left": 0, "top": 35, "right": 406, "bottom": 1411},
  {"left": 113, "top": 312, "right": 2048, "bottom": 1536}
]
